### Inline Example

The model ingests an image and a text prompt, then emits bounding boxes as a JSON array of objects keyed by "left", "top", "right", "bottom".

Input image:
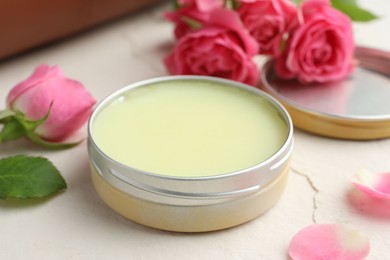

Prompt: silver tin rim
[{"left": 88, "top": 76, "right": 294, "bottom": 206}]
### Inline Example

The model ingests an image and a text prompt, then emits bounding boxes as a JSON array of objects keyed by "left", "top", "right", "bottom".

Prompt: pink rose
[
  {"left": 275, "top": 0, "right": 355, "bottom": 83},
  {"left": 6, "top": 64, "right": 96, "bottom": 142},
  {"left": 238, "top": 0, "right": 297, "bottom": 56},
  {"left": 177, "top": 0, "right": 223, "bottom": 12},
  {"left": 164, "top": 9, "right": 260, "bottom": 86},
  {"left": 165, "top": 0, "right": 224, "bottom": 38}
]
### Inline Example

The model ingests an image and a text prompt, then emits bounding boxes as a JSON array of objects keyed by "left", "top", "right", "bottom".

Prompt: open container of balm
[{"left": 88, "top": 76, "right": 293, "bottom": 232}]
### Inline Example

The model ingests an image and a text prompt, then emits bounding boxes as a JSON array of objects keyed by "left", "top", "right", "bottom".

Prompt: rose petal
[
  {"left": 196, "top": 0, "right": 223, "bottom": 12},
  {"left": 237, "top": 0, "right": 297, "bottom": 56},
  {"left": 289, "top": 224, "right": 370, "bottom": 260},
  {"left": 208, "top": 9, "right": 259, "bottom": 56},
  {"left": 352, "top": 169, "right": 390, "bottom": 200},
  {"left": 6, "top": 64, "right": 61, "bottom": 107}
]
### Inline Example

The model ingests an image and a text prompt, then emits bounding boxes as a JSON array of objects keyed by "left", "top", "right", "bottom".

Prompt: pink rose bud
[
  {"left": 275, "top": 0, "right": 355, "bottom": 83},
  {"left": 238, "top": 0, "right": 297, "bottom": 57},
  {"left": 6, "top": 64, "right": 96, "bottom": 142}
]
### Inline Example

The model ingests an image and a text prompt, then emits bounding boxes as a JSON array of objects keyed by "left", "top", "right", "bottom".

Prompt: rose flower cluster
[{"left": 164, "top": 0, "right": 355, "bottom": 86}]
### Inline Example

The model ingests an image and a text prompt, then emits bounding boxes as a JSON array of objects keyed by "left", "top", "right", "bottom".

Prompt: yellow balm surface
[{"left": 92, "top": 80, "right": 288, "bottom": 177}]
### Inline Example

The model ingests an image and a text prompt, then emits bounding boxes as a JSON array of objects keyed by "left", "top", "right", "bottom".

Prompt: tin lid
[{"left": 260, "top": 47, "right": 390, "bottom": 140}]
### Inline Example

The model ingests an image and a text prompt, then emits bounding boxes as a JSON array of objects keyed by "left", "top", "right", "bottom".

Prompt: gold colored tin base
[
  {"left": 90, "top": 164, "right": 289, "bottom": 232},
  {"left": 280, "top": 102, "right": 390, "bottom": 140}
]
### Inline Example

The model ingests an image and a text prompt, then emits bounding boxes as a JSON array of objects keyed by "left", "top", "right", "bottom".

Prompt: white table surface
[{"left": 1, "top": 1, "right": 389, "bottom": 259}]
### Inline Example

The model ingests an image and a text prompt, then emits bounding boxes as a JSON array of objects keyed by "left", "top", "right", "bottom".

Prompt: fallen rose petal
[
  {"left": 348, "top": 189, "right": 390, "bottom": 219},
  {"left": 352, "top": 169, "right": 390, "bottom": 200},
  {"left": 289, "top": 224, "right": 370, "bottom": 260}
]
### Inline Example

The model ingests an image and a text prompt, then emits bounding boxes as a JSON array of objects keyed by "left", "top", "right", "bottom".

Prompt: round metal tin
[
  {"left": 261, "top": 47, "right": 390, "bottom": 140},
  {"left": 88, "top": 76, "right": 294, "bottom": 232}
]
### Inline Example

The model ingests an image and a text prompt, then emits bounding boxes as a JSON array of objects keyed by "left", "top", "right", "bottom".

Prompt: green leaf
[
  {"left": 332, "top": 0, "right": 357, "bottom": 4},
  {"left": 331, "top": 0, "right": 378, "bottom": 22},
  {"left": 0, "top": 155, "right": 66, "bottom": 199},
  {"left": 0, "top": 118, "right": 26, "bottom": 142}
]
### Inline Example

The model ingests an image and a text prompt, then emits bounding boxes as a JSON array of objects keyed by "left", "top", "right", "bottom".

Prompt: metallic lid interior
[{"left": 261, "top": 46, "right": 390, "bottom": 140}]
